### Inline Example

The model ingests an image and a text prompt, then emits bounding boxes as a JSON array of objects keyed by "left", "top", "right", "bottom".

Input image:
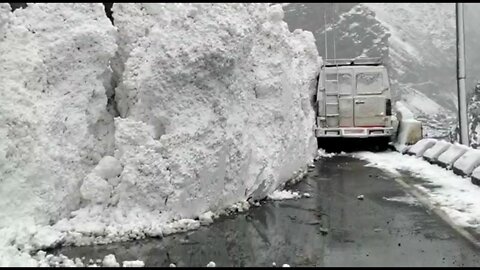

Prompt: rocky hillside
[{"left": 284, "top": 3, "right": 480, "bottom": 138}]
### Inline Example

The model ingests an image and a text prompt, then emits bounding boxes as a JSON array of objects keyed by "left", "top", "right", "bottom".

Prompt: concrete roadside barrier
[
  {"left": 406, "top": 138, "right": 437, "bottom": 157},
  {"left": 437, "top": 143, "right": 470, "bottom": 169},
  {"left": 471, "top": 166, "right": 480, "bottom": 186},
  {"left": 423, "top": 140, "right": 451, "bottom": 163},
  {"left": 452, "top": 149, "right": 480, "bottom": 176}
]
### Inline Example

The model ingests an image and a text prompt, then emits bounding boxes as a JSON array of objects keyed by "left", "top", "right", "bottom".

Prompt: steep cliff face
[{"left": 0, "top": 3, "right": 321, "bottom": 265}]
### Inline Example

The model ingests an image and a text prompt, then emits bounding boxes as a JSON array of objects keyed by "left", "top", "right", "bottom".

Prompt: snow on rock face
[
  {"left": 0, "top": 3, "right": 116, "bottom": 266},
  {"left": 107, "top": 3, "right": 320, "bottom": 223}
]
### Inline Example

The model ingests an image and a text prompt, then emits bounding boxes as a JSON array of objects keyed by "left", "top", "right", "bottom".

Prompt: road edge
[{"left": 394, "top": 177, "right": 480, "bottom": 249}]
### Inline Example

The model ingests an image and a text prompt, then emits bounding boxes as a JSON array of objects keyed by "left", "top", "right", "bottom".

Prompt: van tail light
[{"left": 386, "top": 99, "right": 392, "bottom": 116}]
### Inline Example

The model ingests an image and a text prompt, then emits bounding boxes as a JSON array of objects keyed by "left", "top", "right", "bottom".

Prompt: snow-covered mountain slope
[
  {"left": 0, "top": 3, "right": 321, "bottom": 266},
  {"left": 363, "top": 3, "right": 457, "bottom": 112},
  {"left": 284, "top": 3, "right": 458, "bottom": 137}
]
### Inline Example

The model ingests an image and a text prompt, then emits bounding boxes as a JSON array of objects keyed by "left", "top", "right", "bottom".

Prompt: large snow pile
[
  {"left": 0, "top": 3, "right": 117, "bottom": 266},
  {"left": 0, "top": 3, "right": 321, "bottom": 265}
]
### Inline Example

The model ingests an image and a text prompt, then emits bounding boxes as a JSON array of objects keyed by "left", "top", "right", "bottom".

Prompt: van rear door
[
  {"left": 354, "top": 71, "right": 388, "bottom": 127},
  {"left": 325, "top": 69, "right": 354, "bottom": 127}
]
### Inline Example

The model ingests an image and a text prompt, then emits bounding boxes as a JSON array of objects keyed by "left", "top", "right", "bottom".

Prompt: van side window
[
  {"left": 326, "top": 73, "right": 352, "bottom": 95},
  {"left": 356, "top": 72, "right": 383, "bottom": 94}
]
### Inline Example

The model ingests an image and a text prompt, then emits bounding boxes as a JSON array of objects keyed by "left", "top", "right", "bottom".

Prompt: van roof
[
  {"left": 324, "top": 58, "right": 383, "bottom": 67},
  {"left": 325, "top": 65, "right": 386, "bottom": 73}
]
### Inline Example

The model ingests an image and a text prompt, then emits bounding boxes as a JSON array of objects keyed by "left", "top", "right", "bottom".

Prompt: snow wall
[{"left": 0, "top": 3, "right": 321, "bottom": 265}]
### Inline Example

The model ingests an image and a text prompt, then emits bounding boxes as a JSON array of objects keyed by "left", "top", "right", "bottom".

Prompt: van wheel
[{"left": 372, "top": 137, "right": 390, "bottom": 152}]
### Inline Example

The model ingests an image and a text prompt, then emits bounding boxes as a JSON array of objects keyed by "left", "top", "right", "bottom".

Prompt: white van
[{"left": 315, "top": 58, "right": 396, "bottom": 144}]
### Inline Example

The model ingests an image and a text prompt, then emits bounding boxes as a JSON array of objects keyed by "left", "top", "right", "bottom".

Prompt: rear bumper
[{"left": 315, "top": 127, "right": 394, "bottom": 138}]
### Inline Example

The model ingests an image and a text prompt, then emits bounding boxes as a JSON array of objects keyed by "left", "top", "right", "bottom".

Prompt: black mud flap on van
[{"left": 317, "top": 137, "right": 392, "bottom": 153}]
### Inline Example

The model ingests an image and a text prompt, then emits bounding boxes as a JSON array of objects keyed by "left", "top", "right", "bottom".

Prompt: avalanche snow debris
[
  {"left": 316, "top": 148, "right": 336, "bottom": 159},
  {"left": 0, "top": 2, "right": 118, "bottom": 266},
  {"left": 122, "top": 260, "right": 145, "bottom": 267},
  {"left": 206, "top": 261, "right": 216, "bottom": 267},
  {"left": 102, "top": 254, "right": 120, "bottom": 267},
  {"left": 198, "top": 211, "right": 216, "bottom": 226},
  {"left": 92, "top": 156, "right": 123, "bottom": 181},
  {"left": 0, "top": 3, "right": 321, "bottom": 266},
  {"left": 267, "top": 190, "right": 301, "bottom": 201}
]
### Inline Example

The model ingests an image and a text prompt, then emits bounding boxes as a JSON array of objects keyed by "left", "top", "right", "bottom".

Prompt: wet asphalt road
[{"left": 55, "top": 155, "right": 480, "bottom": 267}]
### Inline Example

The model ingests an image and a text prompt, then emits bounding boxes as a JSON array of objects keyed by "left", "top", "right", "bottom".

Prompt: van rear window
[
  {"left": 356, "top": 72, "right": 383, "bottom": 94},
  {"left": 326, "top": 73, "right": 352, "bottom": 95}
]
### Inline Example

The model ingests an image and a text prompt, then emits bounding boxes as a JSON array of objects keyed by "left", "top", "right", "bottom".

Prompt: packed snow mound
[
  {"left": 0, "top": 3, "right": 116, "bottom": 265},
  {"left": 101, "top": 3, "right": 319, "bottom": 222},
  {"left": 267, "top": 190, "right": 301, "bottom": 201},
  {"left": 46, "top": 2, "right": 320, "bottom": 249},
  {"left": 1, "top": 3, "right": 321, "bottom": 265},
  {"left": 123, "top": 260, "right": 145, "bottom": 267}
]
